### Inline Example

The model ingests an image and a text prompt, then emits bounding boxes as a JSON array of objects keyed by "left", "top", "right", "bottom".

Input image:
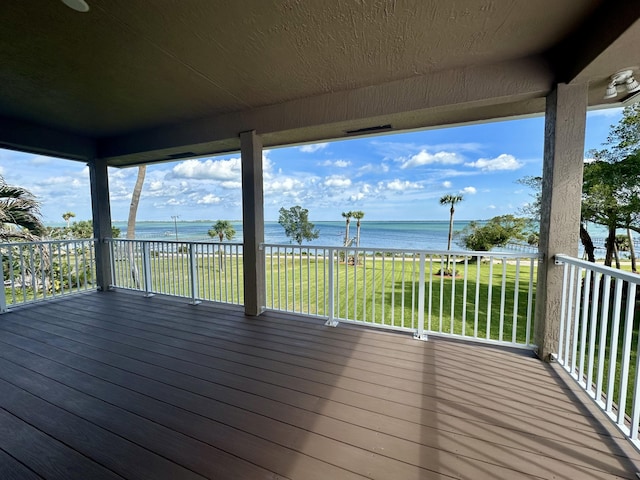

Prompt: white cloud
[
  {"left": 300, "top": 143, "right": 329, "bottom": 153},
  {"left": 461, "top": 186, "right": 477, "bottom": 195},
  {"left": 220, "top": 181, "right": 242, "bottom": 189},
  {"left": 349, "top": 183, "right": 375, "bottom": 202},
  {"left": 148, "top": 180, "right": 163, "bottom": 191},
  {"left": 386, "top": 179, "right": 421, "bottom": 191},
  {"left": 487, "top": 204, "right": 497, "bottom": 209},
  {"left": 442, "top": 181, "right": 452, "bottom": 188},
  {"left": 372, "top": 140, "right": 483, "bottom": 162},
  {"left": 400, "top": 150, "right": 463, "bottom": 169},
  {"left": 196, "top": 194, "right": 222, "bottom": 205},
  {"left": 320, "top": 159, "right": 350, "bottom": 168},
  {"left": 324, "top": 175, "right": 352, "bottom": 188},
  {"left": 37, "top": 176, "right": 74, "bottom": 185},
  {"left": 357, "top": 164, "right": 375, "bottom": 174},
  {"left": 465, "top": 154, "right": 523, "bottom": 171},
  {"left": 171, "top": 157, "right": 241, "bottom": 180},
  {"left": 265, "top": 177, "right": 305, "bottom": 192}
]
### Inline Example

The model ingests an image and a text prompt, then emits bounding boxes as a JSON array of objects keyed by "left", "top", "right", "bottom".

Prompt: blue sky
[{"left": 0, "top": 108, "right": 623, "bottom": 224}]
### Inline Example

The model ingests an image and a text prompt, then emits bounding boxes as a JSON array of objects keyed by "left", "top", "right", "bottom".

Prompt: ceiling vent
[
  {"left": 345, "top": 124, "right": 393, "bottom": 136},
  {"left": 167, "top": 152, "right": 197, "bottom": 160}
]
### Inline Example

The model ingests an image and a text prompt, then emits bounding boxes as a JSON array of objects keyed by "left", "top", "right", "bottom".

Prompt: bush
[{"left": 457, "top": 215, "right": 529, "bottom": 251}]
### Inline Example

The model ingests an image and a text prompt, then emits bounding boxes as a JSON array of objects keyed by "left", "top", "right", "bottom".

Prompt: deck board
[{"left": 1, "top": 291, "right": 639, "bottom": 479}]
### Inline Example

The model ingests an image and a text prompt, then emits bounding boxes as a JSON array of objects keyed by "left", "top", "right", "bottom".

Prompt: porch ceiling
[{"left": 1, "top": 1, "right": 640, "bottom": 165}]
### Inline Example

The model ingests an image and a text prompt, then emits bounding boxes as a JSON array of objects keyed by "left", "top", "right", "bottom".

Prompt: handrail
[
  {"left": 262, "top": 243, "right": 540, "bottom": 259},
  {"left": 263, "top": 243, "right": 538, "bottom": 348},
  {"left": 0, "top": 238, "right": 97, "bottom": 311},
  {"left": 107, "top": 238, "right": 244, "bottom": 306},
  {"left": 554, "top": 254, "right": 640, "bottom": 448},
  {"left": 555, "top": 253, "right": 640, "bottom": 283}
]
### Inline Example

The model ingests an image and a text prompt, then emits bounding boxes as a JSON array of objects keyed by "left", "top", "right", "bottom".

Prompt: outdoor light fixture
[
  {"left": 61, "top": 0, "right": 90, "bottom": 12},
  {"left": 604, "top": 69, "right": 640, "bottom": 99}
]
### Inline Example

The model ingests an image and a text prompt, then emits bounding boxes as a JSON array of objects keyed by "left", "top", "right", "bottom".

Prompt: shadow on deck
[{"left": 0, "top": 290, "right": 639, "bottom": 479}]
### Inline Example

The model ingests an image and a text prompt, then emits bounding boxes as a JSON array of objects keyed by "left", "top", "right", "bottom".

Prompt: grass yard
[{"left": 265, "top": 253, "right": 537, "bottom": 345}]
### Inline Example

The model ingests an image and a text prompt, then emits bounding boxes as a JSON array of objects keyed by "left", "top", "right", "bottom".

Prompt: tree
[
  {"left": 582, "top": 157, "right": 640, "bottom": 267},
  {"left": 351, "top": 211, "right": 365, "bottom": 247},
  {"left": 127, "top": 166, "right": 146, "bottom": 240},
  {"left": 439, "top": 194, "right": 463, "bottom": 272},
  {"left": 584, "top": 104, "right": 640, "bottom": 269},
  {"left": 341, "top": 211, "right": 353, "bottom": 246},
  {"left": 62, "top": 211, "right": 76, "bottom": 228},
  {"left": 126, "top": 165, "right": 146, "bottom": 287},
  {"left": 457, "top": 215, "right": 528, "bottom": 252},
  {"left": 208, "top": 220, "right": 236, "bottom": 243},
  {"left": 439, "top": 194, "right": 463, "bottom": 252},
  {"left": 67, "top": 220, "right": 120, "bottom": 239},
  {"left": 517, "top": 174, "right": 596, "bottom": 262},
  {"left": 279, "top": 206, "right": 319, "bottom": 245},
  {"left": 208, "top": 220, "right": 236, "bottom": 271},
  {"left": 516, "top": 176, "right": 542, "bottom": 220},
  {"left": 0, "top": 176, "right": 45, "bottom": 241}
]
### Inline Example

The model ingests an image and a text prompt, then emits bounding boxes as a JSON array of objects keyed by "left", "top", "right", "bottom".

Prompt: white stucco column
[
  {"left": 534, "top": 83, "right": 588, "bottom": 361},
  {"left": 240, "top": 130, "right": 265, "bottom": 316},
  {"left": 88, "top": 157, "right": 113, "bottom": 291}
]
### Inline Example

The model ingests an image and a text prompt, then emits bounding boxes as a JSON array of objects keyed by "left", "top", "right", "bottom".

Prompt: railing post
[
  {"left": 108, "top": 239, "right": 116, "bottom": 288},
  {"left": 188, "top": 243, "right": 201, "bottom": 305},
  {"left": 0, "top": 259, "right": 7, "bottom": 313},
  {"left": 414, "top": 253, "right": 428, "bottom": 341},
  {"left": 142, "top": 242, "right": 154, "bottom": 297},
  {"left": 325, "top": 248, "right": 338, "bottom": 327}
]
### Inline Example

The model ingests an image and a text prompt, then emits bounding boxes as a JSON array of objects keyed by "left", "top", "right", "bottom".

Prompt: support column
[
  {"left": 240, "top": 130, "right": 265, "bottom": 316},
  {"left": 534, "top": 83, "right": 588, "bottom": 361},
  {"left": 89, "top": 157, "right": 113, "bottom": 291}
]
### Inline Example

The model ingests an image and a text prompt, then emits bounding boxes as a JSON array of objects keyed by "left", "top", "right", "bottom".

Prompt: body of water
[
  {"left": 107, "top": 221, "right": 606, "bottom": 250},
  {"left": 111, "top": 220, "right": 612, "bottom": 252},
  {"left": 114, "top": 220, "right": 468, "bottom": 251}
]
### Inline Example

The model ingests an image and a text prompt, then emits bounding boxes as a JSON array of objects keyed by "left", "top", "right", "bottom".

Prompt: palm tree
[
  {"left": 0, "top": 176, "right": 45, "bottom": 241},
  {"left": 341, "top": 211, "right": 353, "bottom": 246},
  {"left": 62, "top": 211, "right": 75, "bottom": 228},
  {"left": 208, "top": 220, "right": 236, "bottom": 271},
  {"left": 439, "top": 194, "right": 464, "bottom": 272},
  {"left": 127, "top": 166, "right": 146, "bottom": 288},
  {"left": 352, "top": 211, "right": 365, "bottom": 247}
]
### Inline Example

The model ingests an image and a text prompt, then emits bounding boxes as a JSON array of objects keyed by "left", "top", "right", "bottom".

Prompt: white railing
[
  {"left": 555, "top": 254, "right": 640, "bottom": 448},
  {"left": 0, "top": 238, "right": 96, "bottom": 311},
  {"left": 263, "top": 244, "right": 538, "bottom": 348},
  {"left": 108, "top": 239, "right": 244, "bottom": 305}
]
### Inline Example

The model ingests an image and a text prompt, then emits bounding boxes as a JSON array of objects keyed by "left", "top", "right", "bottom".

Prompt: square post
[
  {"left": 88, "top": 157, "right": 113, "bottom": 291},
  {"left": 534, "top": 83, "right": 588, "bottom": 361},
  {"left": 188, "top": 243, "right": 201, "bottom": 305},
  {"left": 240, "top": 130, "right": 266, "bottom": 316}
]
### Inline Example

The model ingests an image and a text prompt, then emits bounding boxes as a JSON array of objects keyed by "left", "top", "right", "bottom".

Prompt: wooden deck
[{"left": 0, "top": 291, "right": 639, "bottom": 480}]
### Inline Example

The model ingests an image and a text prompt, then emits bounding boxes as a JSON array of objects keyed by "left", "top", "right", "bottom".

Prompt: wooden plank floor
[{"left": 0, "top": 291, "right": 639, "bottom": 480}]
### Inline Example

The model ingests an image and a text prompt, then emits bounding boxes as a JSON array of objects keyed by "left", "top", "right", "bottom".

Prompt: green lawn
[{"left": 264, "top": 253, "right": 537, "bottom": 345}]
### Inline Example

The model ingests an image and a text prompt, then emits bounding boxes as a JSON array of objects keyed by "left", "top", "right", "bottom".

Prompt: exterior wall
[{"left": 534, "top": 83, "right": 588, "bottom": 360}]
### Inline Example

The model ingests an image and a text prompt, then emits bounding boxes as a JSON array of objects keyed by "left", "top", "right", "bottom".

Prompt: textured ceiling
[{"left": 1, "top": 0, "right": 639, "bottom": 165}]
